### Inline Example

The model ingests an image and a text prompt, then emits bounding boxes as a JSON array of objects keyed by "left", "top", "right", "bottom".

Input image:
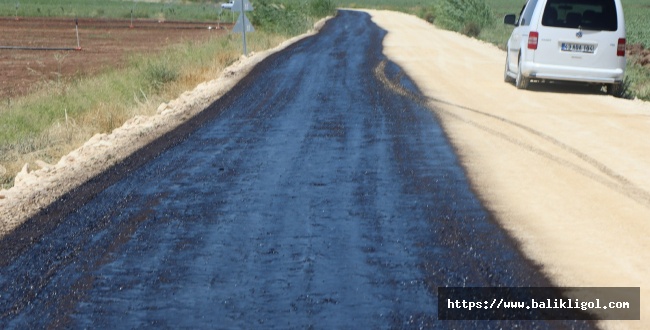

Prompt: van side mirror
[{"left": 503, "top": 14, "right": 517, "bottom": 26}]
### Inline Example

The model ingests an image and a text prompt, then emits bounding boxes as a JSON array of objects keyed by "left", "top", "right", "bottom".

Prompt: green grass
[
  {"left": 1, "top": 0, "right": 226, "bottom": 21},
  {"left": 624, "top": 2, "right": 650, "bottom": 48},
  {"left": 334, "top": 0, "right": 436, "bottom": 22},
  {"left": 625, "top": 62, "right": 650, "bottom": 101},
  {"left": 435, "top": 0, "right": 493, "bottom": 38}
]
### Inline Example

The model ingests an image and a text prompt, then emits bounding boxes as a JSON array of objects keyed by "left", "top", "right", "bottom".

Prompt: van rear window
[{"left": 542, "top": 0, "right": 618, "bottom": 31}]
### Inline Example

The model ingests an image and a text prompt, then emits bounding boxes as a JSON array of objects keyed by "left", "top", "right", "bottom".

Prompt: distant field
[
  {"left": 0, "top": 17, "right": 229, "bottom": 99},
  {"left": 0, "top": 1, "right": 237, "bottom": 101},
  {"left": 0, "top": 0, "right": 224, "bottom": 22}
]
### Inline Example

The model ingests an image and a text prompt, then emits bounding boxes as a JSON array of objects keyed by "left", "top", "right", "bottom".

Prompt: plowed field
[{"left": 0, "top": 17, "right": 231, "bottom": 99}]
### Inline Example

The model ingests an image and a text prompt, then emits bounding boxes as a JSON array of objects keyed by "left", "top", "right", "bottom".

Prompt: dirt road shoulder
[{"left": 365, "top": 9, "right": 650, "bottom": 329}]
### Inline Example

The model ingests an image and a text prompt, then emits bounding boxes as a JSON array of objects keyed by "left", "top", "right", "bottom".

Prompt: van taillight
[
  {"left": 528, "top": 32, "right": 539, "bottom": 50},
  {"left": 617, "top": 38, "right": 626, "bottom": 57}
]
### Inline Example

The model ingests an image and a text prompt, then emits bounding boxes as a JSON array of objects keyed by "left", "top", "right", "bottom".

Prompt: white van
[
  {"left": 221, "top": 1, "right": 235, "bottom": 10},
  {"left": 503, "top": 0, "right": 626, "bottom": 96}
]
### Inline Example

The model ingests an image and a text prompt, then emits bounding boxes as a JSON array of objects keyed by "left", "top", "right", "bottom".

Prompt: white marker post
[
  {"left": 232, "top": 0, "right": 254, "bottom": 56},
  {"left": 217, "top": 8, "right": 222, "bottom": 30},
  {"left": 75, "top": 18, "right": 81, "bottom": 50}
]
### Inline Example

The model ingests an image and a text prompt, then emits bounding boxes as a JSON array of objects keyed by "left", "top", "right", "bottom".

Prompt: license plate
[{"left": 561, "top": 42, "right": 595, "bottom": 53}]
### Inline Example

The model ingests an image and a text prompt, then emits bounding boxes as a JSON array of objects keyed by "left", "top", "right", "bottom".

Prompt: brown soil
[
  {"left": 628, "top": 43, "right": 650, "bottom": 67},
  {"left": 0, "top": 17, "right": 232, "bottom": 100}
]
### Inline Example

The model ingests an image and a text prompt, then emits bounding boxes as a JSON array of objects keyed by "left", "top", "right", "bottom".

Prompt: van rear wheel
[
  {"left": 504, "top": 56, "right": 515, "bottom": 83},
  {"left": 608, "top": 83, "right": 623, "bottom": 97},
  {"left": 515, "top": 64, "right": 530, "bottom": 90}
]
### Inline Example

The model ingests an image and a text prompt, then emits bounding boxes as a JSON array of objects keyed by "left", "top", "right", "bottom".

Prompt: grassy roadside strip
[
  {"left": 0, "top": 0, "right": 336, "bottom": 188},
  {"left": 337, "top": 0, "right": 650, "bottom": 101}
]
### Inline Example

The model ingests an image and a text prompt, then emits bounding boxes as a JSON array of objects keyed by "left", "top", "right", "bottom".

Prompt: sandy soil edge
[
  {"left": 0, "top": 16, "right": 333, "bottom": 236},
  {"left": 364, "top": 9, "right": 650, "bottom": 330}
]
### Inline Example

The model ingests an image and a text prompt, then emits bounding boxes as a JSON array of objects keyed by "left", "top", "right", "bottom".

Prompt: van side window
[
  {"left": 542, "top": 0, "right": 618, "bottom": 31},
  {"left": 519, "top": 0, "right": 539, "bottom": 26}
]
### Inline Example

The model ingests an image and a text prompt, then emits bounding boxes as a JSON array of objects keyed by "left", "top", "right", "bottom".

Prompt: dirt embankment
[{"left": 365, "top": 9, "right": 650, "bottom": 330}]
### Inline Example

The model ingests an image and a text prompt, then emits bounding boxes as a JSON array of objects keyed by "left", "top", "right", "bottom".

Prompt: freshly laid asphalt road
[{"left": 0, "top": 11, "right": 593, "bottom": 329}]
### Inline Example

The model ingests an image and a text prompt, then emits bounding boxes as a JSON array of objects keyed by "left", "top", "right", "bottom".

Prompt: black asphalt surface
[{"left": 0, "top": 11, "right": 593, "bottom": 329}]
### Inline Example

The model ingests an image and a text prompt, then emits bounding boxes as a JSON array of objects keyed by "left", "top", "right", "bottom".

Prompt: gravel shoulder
[{"left": 365, "top": 9, "right": 650, "bottom": 329}]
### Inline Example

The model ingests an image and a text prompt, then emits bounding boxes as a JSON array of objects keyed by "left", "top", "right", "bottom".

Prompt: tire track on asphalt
[
  {"left": 375, "top": 60, "right": 596, "bottom": 328},
  {"left": 374, "top": 59, "right": 650, "bottom": 210}
]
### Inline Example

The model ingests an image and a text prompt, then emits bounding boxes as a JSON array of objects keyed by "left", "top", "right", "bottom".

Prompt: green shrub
[
  {"left": 436, "top": 0, "right": 493, "bottom": 36},
  {"left": 249, "top": 0, "right": 334, "bottom": 36},
  {"left": 144, "top": 61, "right": 179, "bottom": 91},
  {"left": 419, "top": 7, "right": 436, "bottom": 24},
  {"left": 309, "top": 0, "right": 336, "bottom": 17},
  {"left": 249, "top": 0, "right": 309, "bottom": 36},
  {"left": 461, "top": 21, "right": 481, "bottom": 37}
]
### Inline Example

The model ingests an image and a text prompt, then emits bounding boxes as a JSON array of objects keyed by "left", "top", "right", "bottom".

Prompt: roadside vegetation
[
  {"left": 337, "top": 0, "right": 650, "bottom": 101},
  {"left": 0, "top": 0, "right": 336, "bottom": 188}
]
